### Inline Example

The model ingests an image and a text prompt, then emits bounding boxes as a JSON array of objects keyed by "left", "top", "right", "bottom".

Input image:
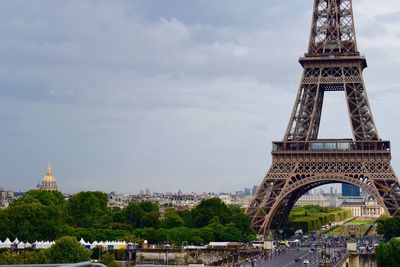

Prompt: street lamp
[
  {"left": 278, "top": 229, "right": 283, "bottom": 239},
  {"left": 126, "top": 242, "right": 137, "bottom": 266},
  {"left": 303, "top": 259, "right": 310, "bottom": 267},
  {"left": 164, "top": 243, "right": 171, "bottom": 266}
]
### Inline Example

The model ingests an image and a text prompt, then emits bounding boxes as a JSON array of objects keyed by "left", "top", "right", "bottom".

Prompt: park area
[{"left": 326, "top": 218, "right": 375, "bottom": 237}]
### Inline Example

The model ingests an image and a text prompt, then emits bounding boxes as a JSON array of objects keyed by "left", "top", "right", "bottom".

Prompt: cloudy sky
[{"left": 1, "top": 0, "right": 400, "bottom": 194}]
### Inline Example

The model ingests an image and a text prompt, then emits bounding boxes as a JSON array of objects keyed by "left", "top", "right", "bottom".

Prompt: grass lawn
[{"left": 346, "top": 220, "right": 374, "bottom": 225}]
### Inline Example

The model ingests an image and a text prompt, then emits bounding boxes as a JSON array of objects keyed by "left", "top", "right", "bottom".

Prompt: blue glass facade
[{"left": 342, "top": 184, "right": 361, "bottom": 197}]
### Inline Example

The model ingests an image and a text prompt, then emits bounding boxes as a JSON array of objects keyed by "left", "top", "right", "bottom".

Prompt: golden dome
[{"left": 42, "top": 163, "right": 56, "bottom": 184}]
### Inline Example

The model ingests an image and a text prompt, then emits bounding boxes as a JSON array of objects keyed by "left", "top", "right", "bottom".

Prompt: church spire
[{"left": 47, "top": 162, "right": 52, "bottom": 176}]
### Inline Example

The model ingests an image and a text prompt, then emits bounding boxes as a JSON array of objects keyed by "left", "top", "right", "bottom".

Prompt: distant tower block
[{"left": 41, "top": 163, "right": 58, "bottom": 191}]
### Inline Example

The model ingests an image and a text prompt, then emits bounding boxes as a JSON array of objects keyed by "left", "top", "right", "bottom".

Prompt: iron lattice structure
[{"left": 246, "top": 0, "right": 400, "bottom": 236}]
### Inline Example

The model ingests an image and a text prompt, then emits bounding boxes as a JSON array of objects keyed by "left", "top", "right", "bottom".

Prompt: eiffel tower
[{"left": 246, "top": 0, "right": 400, "bottom": 237}]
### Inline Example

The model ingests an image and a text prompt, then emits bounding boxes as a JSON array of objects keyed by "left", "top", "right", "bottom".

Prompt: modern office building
[{"left": 342, "top": 184, "right": 360, "bottom": 197}]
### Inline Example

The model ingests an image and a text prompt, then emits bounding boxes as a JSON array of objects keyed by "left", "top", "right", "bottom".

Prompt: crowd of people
[
  {"left": 300, "top": 234, "right": 348, "bottom": 248},
  {"left": 296, "top": 230, "right": 381, "bottom": 266},
  {"left": 231, "top": 224, "right": 381, "bottom": 267},
  {"left": 233, "top": 245, "right": 291, "bottom": 267},
  {"left": 264, "top": 244, "right": 291, "bottom": 260},
  {"left": 330, "top": 248, "right": 347, "bottom": 266},
  {"left": 355, "top": 236, "right": 379, "bottom": 253}
]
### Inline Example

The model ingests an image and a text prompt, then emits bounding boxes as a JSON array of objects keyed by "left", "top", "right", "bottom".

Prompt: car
[{"left": 295, "top": 257, "right": 300, "bottom": 262}]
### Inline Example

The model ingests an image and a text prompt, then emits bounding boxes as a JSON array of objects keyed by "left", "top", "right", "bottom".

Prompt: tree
[
  {"left": 229, "top": 206, "right": 253, "bottom": 235},
  {"left": 165, "top": 227, "right": 192, "bottom": 244},
  {"left": 178, "top": 210, "right": 194, "bottom": 228},
  {"left": 160, "top": 209, "right": 184, "bottom": 229},
  {"left": 0, "top": 250, "right": 41, "bottom": 264},
  {"left": 2, "top": 190, "right": 68, "bottom": 241},
  {"left": 141, "top": 211, "right": 160, "bottom": 228},
  {"left": 191, "top": 236, "right": 204, "bottom": 245},
  {"left": 134, "top": 228, "right": 158, "bottom": 244},
  {"left": 377, "top": 216, "right": 400, "bottom": 241},
  {"left": 219, "top": 223, "right": 242, "bottom": 242},
  {"left": 4, "top": 203, "right": 65, "bottom": 241},
  {"left": 191, "top": 198, "right": 231, "bottom": 227},
  {"left": 198, "top": 227, "right": 215, "bottom": 243},
  {"left": 206, "top": 218, "right": 242, "bottom": 242},
  {"left": 377, "top": 238, "right": 400, "bottom": 267},
  {"left": 0, "top": 209, "right": 12, "bottom": 240},
  {"left": 138, "top": 202, "right": 158, "bottom": 213},
  {"left": 117, "top": 202, "right": 160, "bottom": 228},
  {"left": 10, "top": 190, "right": 66, "bottom": 208},
  {"left": 40, "top": 236, "right": 91, "bottom": 264},
  {"left": 118, "top": 202, "right": 144, "bottom": 228},
  {"left": 123, "top": 234, "right": 143, "bottom": 244},
  {"left": 67, "top": 191, "right": 111, "bottom": 227},
  {"left": 100, "top": 253, "right": 122, "bottom": 267}
]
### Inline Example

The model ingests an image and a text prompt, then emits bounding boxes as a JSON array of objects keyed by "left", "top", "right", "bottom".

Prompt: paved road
[{"left": 260, "top": 249, "right": 319, "bottom": 267}]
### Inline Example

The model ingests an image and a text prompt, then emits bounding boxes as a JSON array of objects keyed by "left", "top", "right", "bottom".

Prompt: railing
[
  {"left": 334, "top": 252, "right": 349, "bottom": 267},
  {"left": 272, "top": 140, "right": 391, "bottom": 152},
  {"left": 303, "top": 52, "right": 362, "bottom": 58},
  {"left": 0, "top": 262, "right": 107, "bottom": 267},
  {"left": 60, "top": 263, "right": 107, "bottom": 267}
]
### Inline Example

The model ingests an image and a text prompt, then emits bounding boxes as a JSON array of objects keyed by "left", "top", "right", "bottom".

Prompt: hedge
[{"left": 290, "top": 209, "right": 351, "bottom": 233}]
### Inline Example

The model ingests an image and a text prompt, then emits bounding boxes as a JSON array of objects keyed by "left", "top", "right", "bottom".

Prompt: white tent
[
  {"left": 78, "top": 238, "right": 90, "bottom": 248},
  {"left": 90, "top": 241, "right": 99, "bottom": 249},
  {"left": 44, "top": 241, "right": 52, "bottom": 249},
  {"left": 35, "top": 241, "right": 43, "bottom": 249},
  {"left": 0, "top": 237, "right": 131, "bottom": 250},
  {"left": 35, "top": 241, "right": 52, "bottom": 249},
  {"left": 24, "top": 242, "right": 32, "bottom": 249},
  {"left": 1, "top": 238, "right": 12, "bottom": 249}
]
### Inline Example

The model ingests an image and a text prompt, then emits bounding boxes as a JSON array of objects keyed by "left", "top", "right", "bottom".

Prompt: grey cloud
[{"left": 1, "top": 0, "right": 400, "bottom": 193}]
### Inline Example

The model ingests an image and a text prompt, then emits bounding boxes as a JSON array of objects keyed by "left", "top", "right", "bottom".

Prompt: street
[{"left": 260, "top": 249, "right": 319, "bottom": 267}]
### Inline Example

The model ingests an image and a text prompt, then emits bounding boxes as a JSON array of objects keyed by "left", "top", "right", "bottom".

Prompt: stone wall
[{"left": 136, "top": 248, "right": 260, "bottom": 266}]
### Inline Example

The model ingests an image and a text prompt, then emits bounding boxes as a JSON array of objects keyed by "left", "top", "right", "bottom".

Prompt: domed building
[{"left": 41, "top": 163, "right": 58, "bottom": 191}]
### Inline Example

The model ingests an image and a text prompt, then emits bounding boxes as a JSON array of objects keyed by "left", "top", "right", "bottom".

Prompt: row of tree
[
  {"left": 288, "top": 205, "right": 352, "bottom": 233},
  {"left": 0, "top": 190, "right": 255, "bottom": 244}
]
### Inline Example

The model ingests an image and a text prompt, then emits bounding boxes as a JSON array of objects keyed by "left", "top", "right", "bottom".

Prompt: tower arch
[{"left": 258, "top": 175, "right": 386, "bottom": 236}]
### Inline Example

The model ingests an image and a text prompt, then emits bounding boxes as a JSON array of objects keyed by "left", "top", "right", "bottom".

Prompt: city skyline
[
  {"left": 1, "top": 0, "right": 400, "bottom": 193},
  {"left": 1, "top": 162, "right": 345, "bottom": 195}
]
